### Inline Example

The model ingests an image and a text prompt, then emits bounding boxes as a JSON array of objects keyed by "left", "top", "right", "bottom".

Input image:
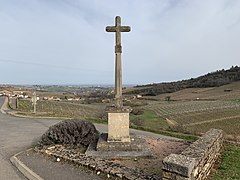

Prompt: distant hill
[{"left": 126, "top": 66, "right": 240, "bottom": 96}]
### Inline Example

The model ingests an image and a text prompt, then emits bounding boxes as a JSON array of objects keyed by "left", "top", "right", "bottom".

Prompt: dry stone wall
[
  {"left": 162, "top": 129, "right": 223, "bottom": 180},
  {"left": 8, "top": 97, "right": 18, "bottom": 110}
]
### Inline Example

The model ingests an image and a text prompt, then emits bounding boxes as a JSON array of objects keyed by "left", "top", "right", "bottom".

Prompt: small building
[{"left": 136, "top": 94, "right": 142, "bottom": 98}]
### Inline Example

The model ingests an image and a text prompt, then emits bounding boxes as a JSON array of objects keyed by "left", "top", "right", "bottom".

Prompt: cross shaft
[{"left": 106, "top": 16, "right": 131, "bottom": 109}]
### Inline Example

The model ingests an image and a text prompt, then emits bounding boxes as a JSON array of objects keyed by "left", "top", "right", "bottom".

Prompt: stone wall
[
  {"left": 8, "top": 97, "right": 18, "bottom": 110},
  {"left": 162, "top": 129, "right": 223, "bottom": 180}
]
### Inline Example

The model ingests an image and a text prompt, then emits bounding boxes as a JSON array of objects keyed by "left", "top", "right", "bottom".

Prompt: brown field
[
  {"left": 18, "top": 100, "right": 107, "bottom": 123},
  {"left": 131, "top": 81, "right": 240, "bottom": 101},
  {"left": 125, "top": 82, "right": 240, "bottom": 141},
  {"left": 145, "top": 100, "right": 240, "bottom": 141}
]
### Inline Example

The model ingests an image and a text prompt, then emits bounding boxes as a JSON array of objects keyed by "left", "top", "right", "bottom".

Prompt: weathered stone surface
[
  {"left": 106, "top": 16, "right": 131, "bottom": 109},
  {"left": 97, "top": 133, "right": 146, "bottom": 151},
  {"left": 105, "top": 105, "right": 132, "bottom": 113},
  {"left": 162, "top": 154, "right": 195, "bottom": 177},
  {"left": 108, "top": 112, "right": 130, "bottom": 142},
  {"left": 162, "top": 128, "right": 223, "bottom": 180},
  {"left": 86, "top": 133, "right": 152, "bottom": 158}
]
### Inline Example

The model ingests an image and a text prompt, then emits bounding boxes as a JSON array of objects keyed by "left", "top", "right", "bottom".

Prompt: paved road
[{"left": 0, "top": 97, "right": 61, "bottom": 180}]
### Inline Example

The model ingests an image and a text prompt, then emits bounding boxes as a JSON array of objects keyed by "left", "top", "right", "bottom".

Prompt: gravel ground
[{"left": 110, "top": 137, "right": 190, "bottom": 176}]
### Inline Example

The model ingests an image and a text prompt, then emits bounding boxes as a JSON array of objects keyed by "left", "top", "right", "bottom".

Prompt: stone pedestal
[
  {"left": 108, "top": 112, "right": 130, "bottom": 142},
  {"left": 87, "top": 107, "right": 152, "bottom": 158}
]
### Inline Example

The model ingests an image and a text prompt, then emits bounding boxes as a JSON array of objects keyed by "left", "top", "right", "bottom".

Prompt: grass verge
[
  {"left": 213, "top": 144, "right": 240, "bottom": 180},
  {"left": 130, "top": 110, "right": 169, "bottom": 129}
]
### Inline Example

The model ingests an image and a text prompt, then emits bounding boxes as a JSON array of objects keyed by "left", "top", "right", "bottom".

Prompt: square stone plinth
[
  {"left": 87, "top": 133, "right": 153, "bottom": 158},
  {"left": 108, "top": 112, "right": 130, "bottom": 142}
]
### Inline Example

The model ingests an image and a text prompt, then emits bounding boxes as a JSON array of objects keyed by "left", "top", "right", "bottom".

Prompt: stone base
[
  {"left": 108, "top": 111, "right": 130, "bottom": 142},
  {"left": 85, "top": 133, "right": 152, "bottom": 158},
  {"left": 97, "top": 133, "right": 145, "bottom": 151},
  {"left": 107, "top": 136, "right": 130, "bottom": 143}
]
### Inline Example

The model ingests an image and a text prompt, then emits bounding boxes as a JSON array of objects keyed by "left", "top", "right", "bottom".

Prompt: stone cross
[{"left": 106, "top": 16, "right": 131, "bottom": 109}]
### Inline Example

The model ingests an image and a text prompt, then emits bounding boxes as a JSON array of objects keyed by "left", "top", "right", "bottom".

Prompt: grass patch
[
  {"left": 231, "top": 99, "right": 240, "bottom": 104},
  {"left": 130, "top": 124, "right": 198, "bottom": 141},
  {"left": 18, "top": 99, "right": 32, "bottom": 112},
  {"left": 213, "top": 144, "right": 240, "bottom": 180},
  {"left": 86, "top": 118, "right": 107, "bottom": 124},
  {"left": 130, "top": 109, "right": 169, "bottom": 130},
  {"left": 130, "top": 110, "right": 198, "bottom": 141}
]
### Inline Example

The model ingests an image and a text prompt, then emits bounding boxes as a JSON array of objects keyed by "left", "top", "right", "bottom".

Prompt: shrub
[
  {"left": 38, "top": 119, "right": 98, "bottom": 147},
  {"left": 131, "top": 109, "right": 144, "bottom": 115}
]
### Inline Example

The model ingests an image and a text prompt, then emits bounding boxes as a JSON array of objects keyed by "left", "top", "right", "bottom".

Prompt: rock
[
  {"left": 47, "top": 146, "right": 56, "bottom": 150},
  {"left": 116, "top": 173, "right": 123, "bottom": 178}
]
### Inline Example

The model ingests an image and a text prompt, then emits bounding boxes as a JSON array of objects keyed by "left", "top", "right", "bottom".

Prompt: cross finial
[{"left": 106, "top": 16, "right": 131, "bottom": 53}]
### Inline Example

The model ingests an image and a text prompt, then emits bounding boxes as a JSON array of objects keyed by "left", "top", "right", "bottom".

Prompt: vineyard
[
  {"left": 146, "top": 100, "right": 240, "bottom": 141},
  {"left": 17, "top": 98, "right": 240, "bottom": 141},
  {"left": 18, "top": 99, "right": 106, "bottom": 123}
]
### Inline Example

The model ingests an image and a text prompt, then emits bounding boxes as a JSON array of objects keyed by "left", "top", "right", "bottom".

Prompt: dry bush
[{"left": 38, "top": 119, "right": 98, "bottom": 147}]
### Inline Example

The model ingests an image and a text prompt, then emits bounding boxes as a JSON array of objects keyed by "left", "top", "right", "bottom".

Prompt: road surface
[{"left": 0, "top": 97, "right": 61, "bottom": 179}]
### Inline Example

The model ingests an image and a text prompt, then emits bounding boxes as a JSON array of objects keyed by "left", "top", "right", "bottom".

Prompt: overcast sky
[{"left": 0, "top": 0, "right": 239, "bottom": 85}]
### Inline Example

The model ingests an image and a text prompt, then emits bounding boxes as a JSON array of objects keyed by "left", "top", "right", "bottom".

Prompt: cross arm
[
  {"left": 106, "top": 26, "right": 116, "bottom": 32},
  {"left": 120, "top": 26, "right": 131, "bottom": 32},
  {"left": 106, "top": 26, "right": 131, "bottom": 32}
]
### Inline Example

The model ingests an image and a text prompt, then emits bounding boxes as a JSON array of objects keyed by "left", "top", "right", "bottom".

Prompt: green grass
[
  {"left": 18, "top": 99, "right": 32, "bottom": 112},
  {"left": 85, "top": 117, "right": 107, "bottom": 124},
  {"left": 130, "top": 109, "right": 169, "bottom": 130},
  {"left": 213, "top": 144, "right": 240, "bottom": 180},
  {"left": 130, "top": 110, "right": 198, "bottom": 141},
  {"left": 231, "top": 99, "right": 240, "bottom": 104},
  {"left": 130, "top": 125, "right": 198, "bottom": 141}
]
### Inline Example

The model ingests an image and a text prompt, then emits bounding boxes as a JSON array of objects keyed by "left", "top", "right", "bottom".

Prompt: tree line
[{"left": 127, "top": 66, "right": 240, "bottom": 96}]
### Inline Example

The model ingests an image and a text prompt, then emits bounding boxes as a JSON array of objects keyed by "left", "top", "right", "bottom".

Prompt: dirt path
[
  {"left": 166, "top": 118, "right": 178, "bottom": 126},
  {"left": 185, "top": 115, "right": 240, "bottom": 126}
]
